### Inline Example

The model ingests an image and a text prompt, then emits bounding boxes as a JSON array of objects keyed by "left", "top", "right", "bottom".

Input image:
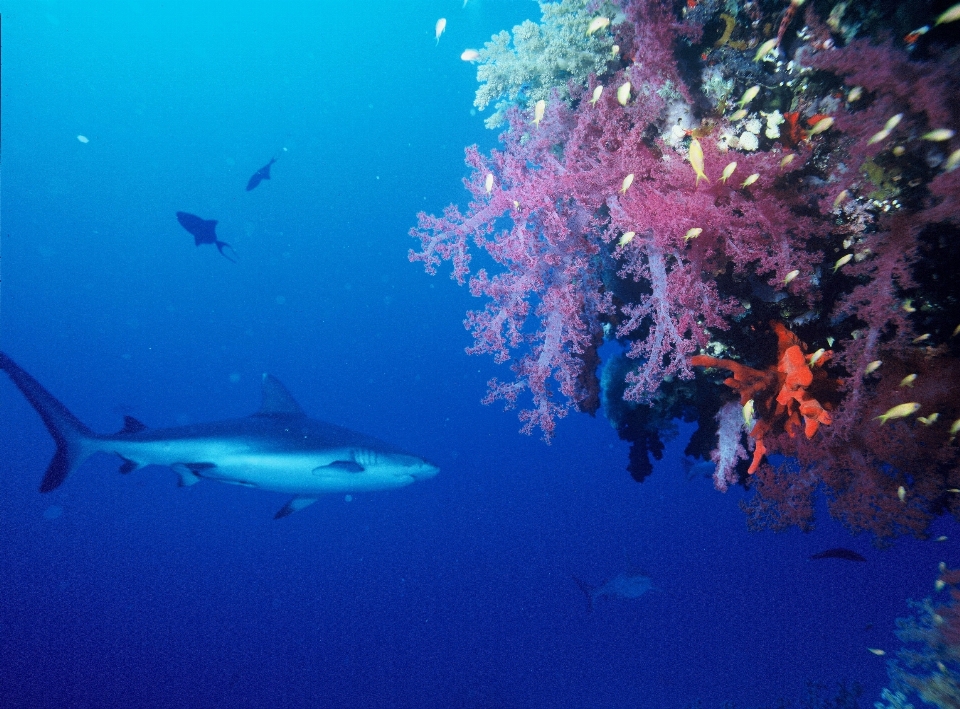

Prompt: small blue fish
[{"left": 573, "top": 572, "right": 654, "bottom": 613}]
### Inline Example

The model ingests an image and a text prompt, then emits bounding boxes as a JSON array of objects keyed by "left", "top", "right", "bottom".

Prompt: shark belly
[{"left": 108, "top": 439, "right": 417, "bottom": 494}]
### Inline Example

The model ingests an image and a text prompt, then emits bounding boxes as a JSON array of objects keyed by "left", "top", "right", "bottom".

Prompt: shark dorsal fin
[
  {"left": 258, "top": 374, "right": 303, "bottom": 416},
  {"left": 120, "top": 415, "right": 148, "bottom": 434}
]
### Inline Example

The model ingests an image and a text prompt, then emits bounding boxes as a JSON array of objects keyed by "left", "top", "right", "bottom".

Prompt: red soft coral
[{"left": 692, "top": 322, "right": 837, "bottom": 474}]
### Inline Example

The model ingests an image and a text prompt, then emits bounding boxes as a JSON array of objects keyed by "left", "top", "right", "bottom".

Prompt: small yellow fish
[
  {"left": 780, "top": 154, "right": 795, "bottom": 168},
  {"left": 918, "top": 413, "right": 939, "bottom": 425},
  {"left": 621, "top": 173, "right": 635, "bottom": 194},
  {"left": 833, "top": 253, "right": 852, "bottom": 272},
  {"left": 684, "top": 227, "right": 703, "bottom": 241},
  {"left": 936, "top": 536, "right": 949, "bottom": 542},
  {"left": 741, "top": 173, "right": 759, "bottom": 188},
  {"left": 784, "top": 269, "right": 800, "bottom": 284},
  {"left": 868, "top": 648, "right": 886, "bottom": 656},
  {"left": 876, "top": 402, "right": 920, "bottom": 424},
  {"left": 611, "top": 44, "right": 620, "bottom": 57},
  {"left": 892, "top": 145, "right": 906, "bottom": 156},
  {"left": 619, "top": 231, "right": 636, "bottom": 247},
  {"left": 808, "top": 116, "right": 834, "bottom": 136},
  {"left": 949, "top": 418, "right": 960, "bottom": 440},
  {"left": 900, "top": 373, "right": 917, "bottom": 387},
  {"left": 485, "top": 173, "right": 494, "bottom": 194},
  {"left": 720, "top": 162, "right": 737, "bottom": 184},
  {"left": 754, "top": 38, "right": 777, "bottom": 62},
  {"left": 833, "top": 190, "right": 849, "bottom": 208},
  {"left": 513, "top": 200, "right": 520, "bottom": 210},
  {"left": 885, "top": 114, "right": 903, "bottom": 132},
  {"left": 689, "top": 139, "right": 709, "bottom": 185},
  {"left": 738, "top": 85, "right": 760, "bottom": 108},
  {"left": 923, "top": 128, "right": 955, "bottom": 142},
  {"left": 729, "top": 108, "right": 749, "bottom": 122},
  {"left": 935, "top": 3, "right": 960, "bottom": 25},
  {"left": 864, "top": 360, "right": 882, "bottom": 375},
  {"left": 912, "top": 333, "right": 930, "bottom": 344},
  {"left": 590, "top": 85, "right": 603, "bottom": 106},
  {"left": 586, "top": 16, "right": 610, "bottom": 35},
  {"left": 827, "top": 337, "right": 834, "bottom": 347},
  {"left": 898, "top": 485, "right": 906, "bottom": 502},
  {"left": 533, "top": 99, "right": 546, "bottom": 127},
  {"left": 903, "top": 299, "right": 917, "bottom": 313},
  {"left": 435, "top": 18, "right": 447, "bottom": 44},
  {"left": 935, "top": 579, "right": 946, "bottom": 591},
  {"left": 847, "top": 86, "right": 863, "bottom": 102},
  {"left": 460, "top": 49, "right": 480, "bottom": 62},
  {"left": 617, "top": 82, "right": 631, "bottom": 106},
  {"left": 743, "top": 399, "right": 756, "bottom": 427},
  {"left": 945, "top": 149, "right": 960, "bottom": 171},
  {"left": 808, "top": 348, "right": 826, "bottom": 367},
  {"left": 953, "top": 323, "right": 960, "bottom": 337},
  {"left": 867, "top": 128, "right": 890, "bottom": 145}
]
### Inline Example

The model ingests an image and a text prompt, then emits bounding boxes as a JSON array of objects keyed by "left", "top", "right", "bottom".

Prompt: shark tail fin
[
  {"left": 0, "top": 352, "right": 96, "bottom": 492},
  {"left": 572, "top": 576, "right": 595, "bottom": 614}
]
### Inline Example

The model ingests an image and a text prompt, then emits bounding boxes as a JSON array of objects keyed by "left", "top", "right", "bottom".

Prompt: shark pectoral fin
[
  {"left": 274, "top": 496, "right": 319, "bottom": 519},
  {"left": 170, "top": 462, "right": 215, "bottom": 487}
]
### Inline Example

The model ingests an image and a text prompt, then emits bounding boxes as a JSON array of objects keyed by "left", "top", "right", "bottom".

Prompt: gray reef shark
[{"left": 0, "top": 352, "right": 438, "bottom": 518}]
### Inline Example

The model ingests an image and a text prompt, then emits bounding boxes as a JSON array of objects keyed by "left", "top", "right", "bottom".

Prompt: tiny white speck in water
[
  {"left": 77, "top": 135, "right": 89, "bottom": 143},
  {"left": 344, "top": 495, "right": 353, "bottom": 502}
]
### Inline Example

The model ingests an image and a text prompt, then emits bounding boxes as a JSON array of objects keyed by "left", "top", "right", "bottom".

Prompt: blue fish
[{"left": 573, "top": 572, "right": 655, "bottom": 613}]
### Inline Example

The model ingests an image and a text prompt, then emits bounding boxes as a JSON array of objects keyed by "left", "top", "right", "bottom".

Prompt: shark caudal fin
[{"left": 0, "top": 352, "right": 96, "bottom": 492}]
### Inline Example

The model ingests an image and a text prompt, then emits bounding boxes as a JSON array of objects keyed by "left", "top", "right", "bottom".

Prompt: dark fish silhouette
[
  {"left": 175, "top": 211, "right": 236, "bottom": 262},
  {"left": 246, "top": 157, "right": 277, "bottom": 191},
  {"left": 809, "top": 548, "right": 867, "bottom": 562}
]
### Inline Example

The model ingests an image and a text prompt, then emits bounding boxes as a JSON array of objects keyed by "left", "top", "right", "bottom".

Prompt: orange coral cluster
[{"left": 691, "top": 322, "right": 837, "bottom": 474}]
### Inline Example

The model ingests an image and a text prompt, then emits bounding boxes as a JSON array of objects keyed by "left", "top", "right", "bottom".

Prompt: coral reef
[
  {"left": 411, "top": 0, "right": 960, "bottom": 538},
  {"left": 884, "top": 565, "right": 960, "bottom": 709}
]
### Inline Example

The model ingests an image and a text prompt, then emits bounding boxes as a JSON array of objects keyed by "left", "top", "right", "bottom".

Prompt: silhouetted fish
[
  {"left": 809, "top": 548, "right": 867, "bottom": 562},
  {"left": 175, "top": 211, "right": 236, "bottom": 262},
  {"left": 246, "top": 157, "right": 277, "bottom": 191},
  {"left": 573, "top": 572, "right": 654, "bottom": 613}
]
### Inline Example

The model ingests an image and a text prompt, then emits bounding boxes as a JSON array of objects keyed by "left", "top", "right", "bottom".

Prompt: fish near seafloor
[
  {"left": 809, "top": 548, "right": 867, "bottom": 562},
  {"left": 573, "top": 572, "right": 655, "bottom": 613},
  {"left": 0, "top": 352, "right": 439, "bottom": 519}
]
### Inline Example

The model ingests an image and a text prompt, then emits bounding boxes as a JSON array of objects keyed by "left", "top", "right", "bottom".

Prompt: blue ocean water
[{"left": 0, "top": 2, "right": 956, "bottom": 707}]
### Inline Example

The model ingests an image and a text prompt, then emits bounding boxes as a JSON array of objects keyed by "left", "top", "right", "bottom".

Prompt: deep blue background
[{"left": 1, "top": 2, "right": 956, "bottom": 707}]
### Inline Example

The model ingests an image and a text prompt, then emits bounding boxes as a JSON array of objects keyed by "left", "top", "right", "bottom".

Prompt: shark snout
[{"left": 401, "top": 455, "right": 439, "bottom": 480}]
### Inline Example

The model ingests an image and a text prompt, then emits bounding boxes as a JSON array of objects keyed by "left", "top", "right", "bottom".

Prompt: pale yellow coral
[{"left": 473, "top": 0, "right": 617, "bottom": 128}]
